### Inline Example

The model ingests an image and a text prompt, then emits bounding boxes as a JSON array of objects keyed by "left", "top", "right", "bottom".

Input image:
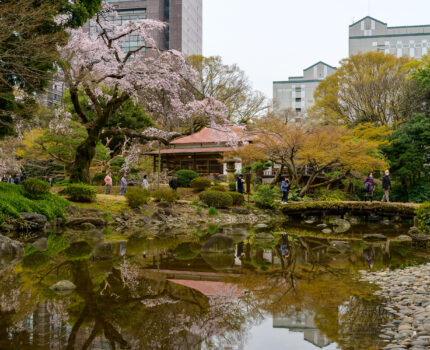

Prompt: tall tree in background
[
  {"left": 311, "top": 52, "right": 411, "bottom": 126},
  {"left": 187, "top": 55, "right": 268, "bottom": 125},
  {"left": 60, "top": 4, "right": 224, "bottom": 183},
  {"left": 0, "top": 0, "right": 102, "bottom": 137}
]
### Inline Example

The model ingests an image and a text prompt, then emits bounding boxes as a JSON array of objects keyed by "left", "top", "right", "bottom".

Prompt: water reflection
[{"left": 0, "top": 223, "right": 429, "bottom": 349}]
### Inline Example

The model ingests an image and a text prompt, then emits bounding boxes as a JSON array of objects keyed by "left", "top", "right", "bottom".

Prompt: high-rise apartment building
[
  {"left": 349, "top": 16, "right": 430, "bottom": 59},
  {"left": 104, "top": 0, "right": 202, "bottom": 56},
  {"left": 273, "top": 62, "right": 336, "bottom": 117}
]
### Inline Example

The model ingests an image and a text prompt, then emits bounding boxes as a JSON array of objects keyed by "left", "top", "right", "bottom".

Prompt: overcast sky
[{"left": 203, "top": 0, "right": 430, "bottom": 99}]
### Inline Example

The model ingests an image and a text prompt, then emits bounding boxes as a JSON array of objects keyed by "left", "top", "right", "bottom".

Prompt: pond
[{"left": 0, "top": 221, "right": 429, "bottom": 350}]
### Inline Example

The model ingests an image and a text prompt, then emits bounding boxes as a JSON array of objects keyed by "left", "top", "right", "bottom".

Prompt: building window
[
  {"left": 295, "top": 98, "right": 301, "bottom": 102},
  {"left": 410, "top": 48, "right": 415, "bottom": 57},
  {"left": 397, "top": 48, "right": 402, "bottom": 57},
  {"left": 295, "top": 87, "right": 301, "bottom": 93},
  {"left": 295, "top": 108, "right": 302, "bottom": 113}
]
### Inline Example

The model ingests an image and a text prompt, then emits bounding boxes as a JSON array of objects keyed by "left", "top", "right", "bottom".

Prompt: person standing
[
  {"left": 236, "top": 175, "right": 245, "bottom": 194},
  {"left": 381, "top": 170, "right": 391, "bottom": 203},
  {"left": 7, "top": 175, "right": 14, "bottom": 184},
  {"left": 142, "top": 174, "right": 149, "bottom": 190},
  {"left": 169, "top": 175, "right": 178, "bottom": 191},
  {"left": 120, "top": 173, "right": 127, "bottom": 195},
  {"left": 280, "top": 177, "right": 290, "bottom": 204},
  {"left": 104, "top": 172, "right": 113, "bottom": 194},
  {"left": 364, "top": 172, "right": 375, "bottom": 202}
]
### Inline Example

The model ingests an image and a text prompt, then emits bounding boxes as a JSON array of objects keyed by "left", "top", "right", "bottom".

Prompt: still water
[{"left": 0, "top": 222, "right": 429, "bottom": 350}]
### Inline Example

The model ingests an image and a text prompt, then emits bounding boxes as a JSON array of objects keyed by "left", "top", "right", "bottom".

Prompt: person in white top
[{"left": 142, "top": 174, "right": 149, "bottom": 190}]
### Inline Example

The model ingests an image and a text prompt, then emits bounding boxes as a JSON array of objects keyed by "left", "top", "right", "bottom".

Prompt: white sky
[{"left": 202, "top": 0, "right": 430, "bottom": 98}]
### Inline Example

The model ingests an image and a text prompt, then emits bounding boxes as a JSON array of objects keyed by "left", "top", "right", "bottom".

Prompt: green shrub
[
  {"left": 22, "top": 178, "right": 51, "bottom": 197},
  {"left": 64, "top": 183, "right": 97, "bottom": 202},
  {"left": 211, "top": 185, "right": 226, "bottom": 192},
  {"left": 0, "top": 182, "right": 68, "bottom": 222},
  {"left": 125, "top": 187, "right": 151, "bottom": 208},
  {"left": 228, "top": 192, "right": 245, "bottom": 205},
  {"left": 55, "top": 178, "right": 70, "bottom": 186},
  {"left": 416, "top": 202, "right": 430, "bottom": 234},
  {"left": 175, "top": 169, "right": 199, "bottom": 187},
  {"left": 190, "top": 177, "right": 212, "bottom": 191},
  {"left": 391, "top": 179, "right": 430, "bottom": 203},
  {"left": 153, "top": 189, "right": 179, "bottom": 203},
  {"left": 229, "top": 182, "right": 236, "bottom": 191},
  {"left": 92, "top": 173, "right": 107, "bottom": 185},
  {"left": 199, "top": 190, "right": 233, "bottom": 208},
  {"left": 208, "top": 207, "right": 219, "bottom": 215},
  {"left": 254, "top": 185, "right": 278, "bottom": 209}
]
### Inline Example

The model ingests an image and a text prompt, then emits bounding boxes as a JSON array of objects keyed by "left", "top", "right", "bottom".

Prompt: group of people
[
  {"left": 363, "top": 170, "right": 392, "bottom": 202},
  {"left": 1, "top": 172, "right": 27, "bottom": 185},
  {"left": 104, "top": 172, "right": 151, "bottom": 195}
]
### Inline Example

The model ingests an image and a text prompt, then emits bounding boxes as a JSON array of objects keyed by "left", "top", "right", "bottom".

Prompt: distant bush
[
  {"left": 64, "top": 184, "right": 97, "bottom": 202},
  {"left": 22, "top": 178, "right": 51, "bottom": 197},
  {"left": 254, "top": 185, "right": 278, "bottom": 209},
  {"left": 190, "top": 177, "right": 212, "bottom": 191},
  {"left": 391, "top": 179, "right": 430, "bottom": 203},
  {"left": 199, "top": 190, "right": 233, "bottom": 208},
  {"left": 175, "top": 169, "right": 198, "bottom": 187},
  {"left": 153, "top": 189, "right": 179, "bottom": 203},
  {"left": 228, "top": 182, "right": 236, "bottom": 191},
  {"left": 126, "top": 187, "right": 151, "bottom": 208},
  {"left": 228, "top": 192, "right": 245, "bottom": 205},
  {"left": 0, "top": 182, "right": 69, "bottom": 223},
  {"left": 416, "top": 203, "right": 430, "bottom": 234},
  {"left": 55, "top": 178, "right": 70, "bottom": 186},
  {"left": 211, "top": 185, "right": 226, "bottom": 192}
]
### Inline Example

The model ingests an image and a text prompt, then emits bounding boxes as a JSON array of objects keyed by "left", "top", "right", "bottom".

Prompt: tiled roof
[
  {"left": 145, "top": 147, "right": 232, "bottom": 155},
  {"left": 170, "top": 125, "right": 247, "bottom": 144}
]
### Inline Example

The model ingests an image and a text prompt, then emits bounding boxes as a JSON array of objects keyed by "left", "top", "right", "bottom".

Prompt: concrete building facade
[
  {"left": 105, "top": 0, "right": 202, "bottom": 56},
  {"left": 273, "top": 61, "right": 336, "bottom": 117},
  {"left": 349, "top": 16, "right": 430, "bottom": 59}
]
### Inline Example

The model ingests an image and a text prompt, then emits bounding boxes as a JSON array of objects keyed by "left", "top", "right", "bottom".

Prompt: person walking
[
  {"left": 364, "top": 172, "right": 375, "bottom": 202},
  {"left": 381, "top": 170, "right": 391, "bottom": 203},
  {"left": 104, "top": 172, "right": 113, "bottom": 194},
  {"left": 236, "top": 174, "right": 245, "bottom": 194},
  {"left": 142, "top": 174, "right": 149, "bottom": 190},
  {"left": 120, "top": 173, "right": 127, "bottom": 195},
  {"left": 169, "top": 175, "right": 178, "bottom": 191},
  {"left": 280, "top": 177, "right": 290, "bottom": 204}
]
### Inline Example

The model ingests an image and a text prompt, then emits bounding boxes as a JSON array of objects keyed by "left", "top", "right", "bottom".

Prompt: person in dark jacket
[
  {"left": 236, "top": 175, "right": 244, "bottom": 194},
  {"left": 280, "top": 177, "right": 290, "bottom": 204},
  {"left": 364, "top": 172, "right": 375, "bottom": 202},
  {"left": 381, "top": 170, "right": 391, "bottom": 203},
  {"left": 169, "top": 176, "right": 178, "bottom": 191}
]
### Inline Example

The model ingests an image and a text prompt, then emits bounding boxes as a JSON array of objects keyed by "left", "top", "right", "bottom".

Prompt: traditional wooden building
[{"left": 147, "top": 125, "right": 249, "bottom": 176}]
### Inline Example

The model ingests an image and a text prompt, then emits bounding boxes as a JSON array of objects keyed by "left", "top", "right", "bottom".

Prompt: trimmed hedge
[
  {"left": 126, "top": 187, "right": 151, "bottom": 208},
  {"left": 254, "top": 185, "right": 278, "bottom": 209},
  {"left": 190, "top": 177, "right": 212, "bottom": 191},
  {"left": 229, "top": 182, "right": 236, "bottom": 191},
  {"left": 153, "top": 189, "right": 179, "bottom": 203},
  {"left": 228, "top": 192, "right": 245, "bottom": 206},
  {"left": 199, "top": 190, "right": 233, "bottom": 208},
  {"left": 210, "top": 185, "right": 226, "bottom": 192},
  {"left": 22, "top": 178, "right": 51, "bottom": 197},
  {"left": 176, "top": 169, "right": 198, "bottom": 187},
  {"left": 64, "top": 183, "right": 97, "bottom": 202}
]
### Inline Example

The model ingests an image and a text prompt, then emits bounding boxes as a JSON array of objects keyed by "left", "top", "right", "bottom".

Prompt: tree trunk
[
  {"left": 271, "top": 164, "right": 284, "bottom": 186},
  {"left": 70, "top": 128, "right": 100, "bottom": 183}
]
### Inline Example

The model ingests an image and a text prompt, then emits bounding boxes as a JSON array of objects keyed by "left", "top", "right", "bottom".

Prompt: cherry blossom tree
[{"left": 59, "top": 3, "right": 225, "bottom": 183}]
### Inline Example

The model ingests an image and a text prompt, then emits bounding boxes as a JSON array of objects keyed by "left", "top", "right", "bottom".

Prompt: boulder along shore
[{"left": 360, "top": 264, "right": 430, "bottom": 350}]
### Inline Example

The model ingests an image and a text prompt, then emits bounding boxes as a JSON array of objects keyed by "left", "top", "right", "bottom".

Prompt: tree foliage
[
  {"left": 311, "top": 52, "right": 411, "bottom": 126},
  {"left": 187, "top": 55, "right": 268, "bottom": 124}
]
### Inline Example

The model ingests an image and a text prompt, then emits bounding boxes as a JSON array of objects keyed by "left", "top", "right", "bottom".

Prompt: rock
[
  {"left": 322, "top": 228, "right": 332, "bottom": 234},
  {"left": 64, "top": 229, "right": 105, "bottom": 246},
  {"left": 329, "top": 241, "right": 351, "bottom": 251},
  {"left": 255, "top": 223, "right": 268, "bottom": 229},
  {"left": 397, "top": 235, "right": 412, "bottom": 241},
  {"left": 79, "top": 222, "right": 97, "bottom": 231},
  {"left": 332, "top": 219, "right": 351, "bottom": 233},
  {"left": 92, "top": 242, "right": 113, "bottom": 260},
  {"left": 317, "top": 224, "right": 328, "bottom": 228},
  {"left": 363, "top": 234, "right": 388, "bottom": 241},
  {"left": 20, "top": 212, "right": 48, "bottom": 231},
  {"left": 66, "top": 217, "right": 106, "bottom": 227},
  {"left": 202, "top": 234, "right": 234, "bottom": 253},
  {"left": 31, "top": 237, "right": 47, "bottom": 251},
  {"left": 163, "top": 208, "right": 178, "bottom": 217},
  {"left": 50, "top": 280, "right": 76, "bottom": 292},
  {"left": 232, "top": 207, "right": 250, "bottom": 215},
  {"left": 0, "top": 235, "right": 24, "bottom": 256},
  {"left": 157, "top": 201, "right": 171, "bottom": 208},
  {"left": 409, "top": 227, "right": 421, "bottom": 235},
  {"left": 152, "top": 210, "right": 167, "bottom": 222},
  {"left": 304, "top": 216, "right": 317, "bottom": 224}
]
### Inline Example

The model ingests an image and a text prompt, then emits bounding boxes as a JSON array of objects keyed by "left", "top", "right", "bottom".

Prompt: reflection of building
[
  {"left": 349, "top": 16, "right": 430, "bottom": 59},
  {"left": 273, "top": 310, "right": 332, "bottom": 348},
  {"left": 273, "top": 62, "right": 336, "bottom": 118}
]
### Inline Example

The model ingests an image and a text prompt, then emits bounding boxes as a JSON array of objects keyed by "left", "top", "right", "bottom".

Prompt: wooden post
[{"left": 157, "top": 141, "right": 161, "bottom": 189}]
